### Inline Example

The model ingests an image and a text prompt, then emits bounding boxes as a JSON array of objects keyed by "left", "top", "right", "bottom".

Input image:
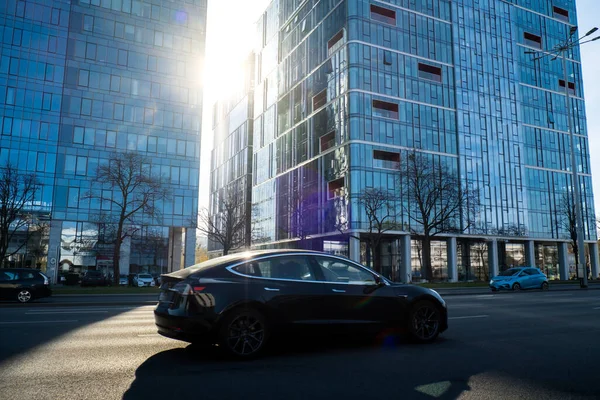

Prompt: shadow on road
[
  {"left": 123, "top": 335, "right": 478, "bottom": 400},
  {"left": 123, "top": 330, "right": 600, "bottom": 400}
]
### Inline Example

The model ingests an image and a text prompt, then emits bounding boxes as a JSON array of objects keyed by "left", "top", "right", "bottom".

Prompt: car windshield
[
  {"left": 499, "top": 268, "right": 522, "bottom": 276},
  {"left": 139, "top": 274, "right": 152, "bottom": 279}
]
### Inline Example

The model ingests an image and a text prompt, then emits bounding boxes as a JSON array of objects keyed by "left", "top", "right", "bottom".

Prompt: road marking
[
  {"left": 593, "top": 307, "right": 600, "bottom": 310},
  {"left": 137, "top": 334, "right": 159, "bottom": 337},
  {"left": 25, "top": 311, "right": 109, "bottom": 315},
  {"left": 449, "top": 315, "right": 489, "bottom": 320},
  {"left": 0, "top": 320, "right": 79, "bottom": 325}
]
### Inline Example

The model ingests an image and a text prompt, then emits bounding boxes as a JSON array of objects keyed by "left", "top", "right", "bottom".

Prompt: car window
[
  {"left": 139, "top": 274, "right": 152, "bottom": 279},
  {"left": 0, "top": 271, "right": 19, "bottom": 281},
  {"left": 21, "top": 271, "right": 37, "bottom": 280},
  {"left": 499, "top": 268, "right": 521, "bottom": 276},
  {"left": 526, "top": 268, "right": 539, "bottom": 275},
  {"left": 314, "top": 257, "right": 377, "bottom": 285},
  {"left": 233, "top": 256, "right": 316, "bottom": 281}
]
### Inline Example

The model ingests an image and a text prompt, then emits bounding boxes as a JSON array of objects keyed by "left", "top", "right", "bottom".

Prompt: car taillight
[{"left": 172, "top": 282, "right": 206, "bottom": 295}]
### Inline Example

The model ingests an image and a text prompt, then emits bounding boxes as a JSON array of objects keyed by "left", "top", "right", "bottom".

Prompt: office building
[
  {"left": 0, "top": 0, "right": 207, "bottom": 280},
  {"left": 212, "top": 0, "right": 599, "bottom": 281}
]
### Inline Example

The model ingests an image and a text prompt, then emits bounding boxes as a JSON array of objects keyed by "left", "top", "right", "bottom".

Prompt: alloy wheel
[
  {"left": 17, "top": 290, "right": 32, "bottom": 303},
  {"left": 513, "top": 283, "right": 521, "bottom": 291},
  {"left": 411, "top": 303, "right": 440, "bottom": 342},
  {"left": 225, "top": 314, "right": 265, "bottom": 356}
]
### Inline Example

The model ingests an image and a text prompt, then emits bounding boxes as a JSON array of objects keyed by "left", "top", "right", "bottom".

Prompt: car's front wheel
[
  {"left": 219, "top": 308, "right": 268, "bottom": 358},
  {"left": 408, "top": 300, "right": 441, "bottom": 343},
  {"left": 541, "top": 281, "right": 549, "bottom": 291},
  {"left": 16, "top": 289, "right": 33, "bottom": 303},
  {"left": 513, "top": 283, "right": 521, "bottom": 291}
]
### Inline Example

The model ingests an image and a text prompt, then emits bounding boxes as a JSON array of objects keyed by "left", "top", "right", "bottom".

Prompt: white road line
[
  {"left": 0, "top": 319, "right": 79, "bottom": 325},
  {"left": 25, "top": 311, "right": 109, "bottom": 315},
  {"left": 593, "top": 307, "right": 600, "bottom": 310},
  {"left": 449, "top": 315, "right": 489, "bottom": 320},
  {"left": 137, "top": 334, "right": 159, "bottom": 337}
]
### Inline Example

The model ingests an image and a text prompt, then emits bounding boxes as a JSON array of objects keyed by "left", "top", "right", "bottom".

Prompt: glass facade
[
  {"left": 209, "top": 54, "right": 255, "bottom": 254},
  {"left": 1, "top": 0, "right": 206, "bottom": 279},
  {"left": 214, "top": 0, "right": 597, "bottom": 279}
]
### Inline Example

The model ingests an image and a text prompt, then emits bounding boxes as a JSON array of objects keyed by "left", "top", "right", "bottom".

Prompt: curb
[
  {"left": 53, "top": 293, "right": 157, "bottom": 297},
  {"left": 436, "top": 286, "right": 600, "bottom": 296},
  {"left": 0, "top": 301, "right": 157, "bottom": 308}
]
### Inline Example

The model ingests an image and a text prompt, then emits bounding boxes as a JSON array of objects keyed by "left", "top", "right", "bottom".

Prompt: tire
[
  {"left": 218, "top": 308, "right": 269, "bottom": 359},
  {"left": 541, "top": 281, "right": 549, "bottom": 291},
  {"left": 408, "top": 300, "right": 442, "bottom": 343},
  {"left": 513, "top": 283, "right": 521, "bottom": 291},
  {"left": 16, "top": 289, "right": 33, "bottom": 303}
]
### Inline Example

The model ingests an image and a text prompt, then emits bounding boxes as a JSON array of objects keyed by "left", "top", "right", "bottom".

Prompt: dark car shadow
[{"left": 123, "top": 334, "right": 476, "bottom": 400}]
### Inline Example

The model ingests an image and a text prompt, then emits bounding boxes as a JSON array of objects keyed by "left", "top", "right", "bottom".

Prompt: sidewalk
[{"left": 430, "top": 282, "right": 600, "bottom": 296}]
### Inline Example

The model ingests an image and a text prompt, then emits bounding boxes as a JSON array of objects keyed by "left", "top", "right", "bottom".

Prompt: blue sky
[{"left": 199, "top": 0, "right": 600, "bottom": 219}]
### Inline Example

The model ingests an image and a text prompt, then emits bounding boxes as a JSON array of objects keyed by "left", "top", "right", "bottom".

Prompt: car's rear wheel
[
  {"left": 408, "top": 300, "right": 441, "bottom": 343},
  {"left": 219, "top": 308, "right": 268, "bottom": 358},
  {"left": 513, "top": 283, "right": 521, "bottom": 291},
  {"left": 541, "top": 281, "right": 549, "bottom": 291},
  {"left": 16, "top": 289, "right": 33, "bottom": 303}
]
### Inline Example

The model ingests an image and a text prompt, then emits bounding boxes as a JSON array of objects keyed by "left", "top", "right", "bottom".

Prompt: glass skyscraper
[
  {"left": 215, "top": 0, "right": 598, "bottom": 282},
  {"left": 0, "top": 0, "right": 206, "bottom": 281}
]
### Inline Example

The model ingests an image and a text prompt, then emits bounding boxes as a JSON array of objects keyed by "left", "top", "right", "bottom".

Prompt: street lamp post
[{"left": 525, "top": 26, "right": 599, "bottom": 288}]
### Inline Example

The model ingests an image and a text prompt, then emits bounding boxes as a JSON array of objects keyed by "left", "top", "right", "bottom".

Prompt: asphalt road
[{"left": 1, "top": 291, "right": 600, "bottom": 400}]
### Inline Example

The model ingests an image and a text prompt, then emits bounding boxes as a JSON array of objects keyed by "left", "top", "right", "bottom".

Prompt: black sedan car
[
  {"left": 0, "top": 268, "right": 52, "bottom": 303},
  {"left": 81, "top": 270, "right": 110, "bottom": 287},
  {"left": 155, "top": 250, "right": 447, "bottom": 358}
]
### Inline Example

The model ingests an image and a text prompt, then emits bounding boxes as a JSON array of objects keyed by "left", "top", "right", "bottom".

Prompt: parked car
[
  {"left": 155, "top": 250, "right": 448, "bottom": 358},
  {"left": 490, "top": 267, "right": 549, "bottom": 291},
  {"left": 65, "top": 273, "right": 81, "bottom": 286},
  {"left": 134, "top": 274, "right": 155, "bottom": 287},
  {"left": 0, "top": 268, "right": 52, "bottom": 303},
  {"left": 119, "top": 274, "right": 128, "bottom": 286},
  {"left": 81, "top": 271, "right": 109, "bottom": 287}
]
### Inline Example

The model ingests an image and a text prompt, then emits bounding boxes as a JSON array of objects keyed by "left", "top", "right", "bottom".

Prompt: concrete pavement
[{"left": 1, "top": 291, "right": 600, "bottom": 399}]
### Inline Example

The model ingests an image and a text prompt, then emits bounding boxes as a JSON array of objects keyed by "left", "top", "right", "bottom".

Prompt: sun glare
[{"left": 203, "top": 2, "right": 267, "bottom": 104}]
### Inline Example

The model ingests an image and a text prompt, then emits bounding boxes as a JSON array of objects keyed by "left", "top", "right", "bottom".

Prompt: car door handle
[
  {"left": 264, "top": 287, "right": 280, "bottom": 292},
  {"left": 332, "top": 289, "right": 346, "bottom": 293}
]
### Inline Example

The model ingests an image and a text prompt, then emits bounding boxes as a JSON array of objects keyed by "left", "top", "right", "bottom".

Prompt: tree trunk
[
  {"left": 113, "top": 242, "right": 121, "bottom": 285},
  {"left": 372, "top": 243, "right": 382, "bottom": 274},
  {"left": 113, "top": 224, "right": 123, "bottom": 286},
  {"left": 573, "top": 242, "right": 579, "bottom": 278},
  {"left": 422, "top": 236, "right": 433, "bottom": 281}
]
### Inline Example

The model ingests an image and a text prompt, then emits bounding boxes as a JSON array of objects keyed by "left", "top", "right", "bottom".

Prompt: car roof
[{"left": 163, "top": 249, "right": 339, "bottom": 279}]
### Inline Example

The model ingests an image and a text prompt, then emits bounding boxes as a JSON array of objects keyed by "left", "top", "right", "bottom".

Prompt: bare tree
[
  {"left": 398, "top": 151, "right": 479, "bottom": 281},
  {"left": 198, "top": 190, "right": 249, "bottom": 256},
  {"left": 557, "top": 192, "right": 580, "bottom": 274},
  {"left": 84, "top": 153, "right": 169, "bottom": 284},
  {"left": 357, "top": 188, "right": 399, "bottom": 273},
  {"left": 0, "top": 164, "right": 40, "bottom": 265}
]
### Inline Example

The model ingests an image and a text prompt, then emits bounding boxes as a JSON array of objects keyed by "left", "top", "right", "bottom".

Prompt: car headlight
[
  {"left": 490, "top": 280, "right": 494, "bottom": 284},
  {"left": 428, "top": 289, "right": 446, "bottom": 308}
]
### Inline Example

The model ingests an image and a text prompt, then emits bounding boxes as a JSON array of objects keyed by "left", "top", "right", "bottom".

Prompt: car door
[
  {"left": 518, "top": 269, "right": 534, "bottom": 289},
  {"left": 19, "top": 270, "right": 41, "bottom": 294},
  {"left": 312, "top": 256, "right": 398, "bottom": 327},
  {"left": 0, "top": 270, "right": 21, "bottom": 299},
  {"left": 526, "top": 268, "right": 543, "bottom": 288},
  {"left": 231, "top": 254, "right": 328, "bottom": 325}
]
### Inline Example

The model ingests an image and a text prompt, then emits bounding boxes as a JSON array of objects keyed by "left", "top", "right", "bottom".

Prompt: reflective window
[{"left": 314, "top": 257, "right": 376, "bottom": 285}]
